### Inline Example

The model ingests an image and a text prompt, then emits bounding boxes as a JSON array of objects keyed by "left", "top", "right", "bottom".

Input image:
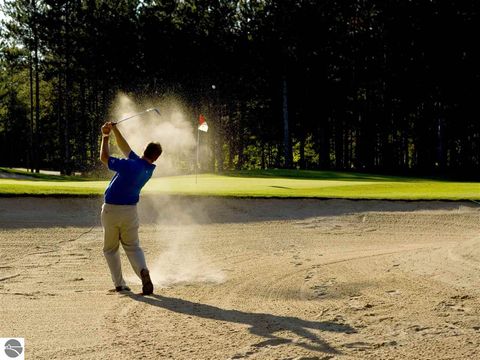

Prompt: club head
[{"left": 146, "top": 108, "right": 161, "bottom": 116}]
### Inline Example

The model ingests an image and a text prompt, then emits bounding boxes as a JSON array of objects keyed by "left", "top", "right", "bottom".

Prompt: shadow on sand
[
  {"left": 0, "top": 197, "right": 469, "bottom": 229},
  {"left": 124, "top": 293, "right": 356, "bottom": 354}
]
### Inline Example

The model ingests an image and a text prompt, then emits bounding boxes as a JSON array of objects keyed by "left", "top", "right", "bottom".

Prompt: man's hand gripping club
[{"left": 100, "top": 122, "right": 132, "bottom": 165}]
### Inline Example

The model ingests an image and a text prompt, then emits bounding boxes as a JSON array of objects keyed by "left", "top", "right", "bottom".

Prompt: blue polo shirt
[{"left": 104, "top": 151, "right": 156, "bottom": 205}]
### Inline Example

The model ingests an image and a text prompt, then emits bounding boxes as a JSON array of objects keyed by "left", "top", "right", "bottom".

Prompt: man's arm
[
  {"left": 111, "top": 125, "right": 131, "bottom": 157},
  {"left": 100, "top": 122, "right": 112, "bottom": 165}
]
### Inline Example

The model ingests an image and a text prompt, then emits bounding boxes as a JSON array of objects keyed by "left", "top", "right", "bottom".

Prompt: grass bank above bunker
[{"left": 0, "top": 168, "right": 479, "bottom": 200}]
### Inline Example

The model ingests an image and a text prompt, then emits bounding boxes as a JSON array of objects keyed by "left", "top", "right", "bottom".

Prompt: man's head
[{"left": 143, "top": 142, "right": 162, "bottom": 163}]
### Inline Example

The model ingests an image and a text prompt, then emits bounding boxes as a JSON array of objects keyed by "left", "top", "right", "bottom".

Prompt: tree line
[{"left": 1, "top": 0, "right": 479, "bottom": 177}]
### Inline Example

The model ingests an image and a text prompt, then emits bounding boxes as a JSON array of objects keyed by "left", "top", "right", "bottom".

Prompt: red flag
[{"left": 198, "top": 114, "right": 208, "bottom": 132}]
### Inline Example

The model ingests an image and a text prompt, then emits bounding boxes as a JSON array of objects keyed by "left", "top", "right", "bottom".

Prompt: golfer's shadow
[{"left": 125, "top": 293, "right": 355, "bottom": 354}]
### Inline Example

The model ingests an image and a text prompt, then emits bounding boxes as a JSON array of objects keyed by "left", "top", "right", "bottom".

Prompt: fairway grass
[{"left": 0, "top": 170, "right": 479, "bottom": 200}]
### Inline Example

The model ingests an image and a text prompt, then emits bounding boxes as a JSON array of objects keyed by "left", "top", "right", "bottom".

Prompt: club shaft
[
  {"left": 113, "top": 108, "right": 159, "bottom": 125},
  {"left": 115, "top": 110, "right": 149, "bottom": 125}
]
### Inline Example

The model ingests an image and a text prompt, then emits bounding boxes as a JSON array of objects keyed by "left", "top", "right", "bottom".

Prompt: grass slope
[
  {"left": 0, "top": 168, "right": 479, "bottom": 200},
  {"left": 0, "top": 167, "right": 89, "bottom": 181}
]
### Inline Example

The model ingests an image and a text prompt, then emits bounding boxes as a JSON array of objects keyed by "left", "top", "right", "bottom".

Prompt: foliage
[{"left": 1, "top": 1, "right": 479, "bottom": 177}]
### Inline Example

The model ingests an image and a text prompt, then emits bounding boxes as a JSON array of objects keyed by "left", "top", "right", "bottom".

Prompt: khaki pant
[{"left": 101, "top": 203, "right": 148, "bottom": 287}]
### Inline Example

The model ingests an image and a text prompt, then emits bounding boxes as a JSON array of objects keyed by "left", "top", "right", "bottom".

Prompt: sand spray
[
  {"left": 140, "top": 196, "right": 226, "bottom": 287},
  {"left": 109, "top": 93, "right": 225, "bottom": 287},
  {"left": 109, "top": 93, "right": 195, "bottom": 176}
]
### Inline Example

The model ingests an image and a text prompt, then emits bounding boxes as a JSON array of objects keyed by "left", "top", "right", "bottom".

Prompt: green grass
[
  {"left": 0, "top": 167, "right": 91, "bottom": 181},
  {"left": 0, "top": 169, "right": 479, "bottom": 200}
]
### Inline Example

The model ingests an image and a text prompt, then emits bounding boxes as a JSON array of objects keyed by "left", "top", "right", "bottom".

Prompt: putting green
[{"left": 0, "top": 170, "right": 479, "bottom": 200}]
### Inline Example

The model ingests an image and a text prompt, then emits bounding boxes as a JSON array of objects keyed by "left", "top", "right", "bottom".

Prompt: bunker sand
[{"left": 1, "top": 197, "right": 479, "bottom": 359}]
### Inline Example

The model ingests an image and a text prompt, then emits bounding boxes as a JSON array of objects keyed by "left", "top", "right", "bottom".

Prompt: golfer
[{"left": 99, "top": 121, "right": 162, "bottom": 294}]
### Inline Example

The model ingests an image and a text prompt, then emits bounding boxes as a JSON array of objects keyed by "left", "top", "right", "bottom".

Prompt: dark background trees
[{"left": 1, "top": 0, "right": 479, "bottom": 177}]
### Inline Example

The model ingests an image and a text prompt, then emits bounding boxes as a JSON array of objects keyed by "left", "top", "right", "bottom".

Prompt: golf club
[{"left": 112, "top": 108, "right": 161, "bottom": 125}]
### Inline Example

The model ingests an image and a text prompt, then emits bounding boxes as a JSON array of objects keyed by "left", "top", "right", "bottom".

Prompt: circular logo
[{"left": 4, "top": 339, "right": 23, "bottom": 358}]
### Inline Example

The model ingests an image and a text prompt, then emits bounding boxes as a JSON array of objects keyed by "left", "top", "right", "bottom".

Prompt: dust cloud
[
  {"left": 110, "top": 93, "right": 195, "bottom": 176},
  {"left": 144, "top": 198, "right": 226, "bottom": 287}
]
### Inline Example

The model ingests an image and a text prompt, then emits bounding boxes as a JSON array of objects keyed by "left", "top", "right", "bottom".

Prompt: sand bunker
[{"left": 1, "top": 197, "right": 479, "bottom": 359}]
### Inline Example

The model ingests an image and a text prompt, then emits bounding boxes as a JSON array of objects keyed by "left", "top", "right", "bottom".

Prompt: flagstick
[{"left": 196, "top": 127, "right": 200, "bottom": 184}]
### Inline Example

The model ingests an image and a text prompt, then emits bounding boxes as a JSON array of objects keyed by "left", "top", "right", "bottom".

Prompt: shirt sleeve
[
  {"left": 108, "top": 156, "right": 129, "bottom": 173},
  {"left": 128, "top": 151, "right": 139, "bottom": 160}
]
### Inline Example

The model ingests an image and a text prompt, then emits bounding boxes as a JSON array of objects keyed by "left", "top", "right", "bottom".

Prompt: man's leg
[
  {"left": 120, "top": 206, "right": 153, "bottom": 294},
  {"left": 119, "top": 206, "right": 147, "bottom": 276},
  {"left": 101, "top": 204, "right": 126, "bottom": 288}
]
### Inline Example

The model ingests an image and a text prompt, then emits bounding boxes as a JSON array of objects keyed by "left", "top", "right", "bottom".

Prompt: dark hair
[{"left": 143, "top": 142, "right": 162, "bottom": 161}]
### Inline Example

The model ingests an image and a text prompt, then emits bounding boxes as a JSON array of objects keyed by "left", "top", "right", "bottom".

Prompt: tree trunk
[
  {"left": 282, "top": 75, "right": 292, "bottom": 168},
  {"left": 28, "top": 52, "right": 34, "bottom": 172},
  {"left": 64, "top": 2, "right": 72, "bottom": 175},
  {"left": 91, "top": 80, "right": 99, "bottom": 165},
  {"left": 317, "top": 116, "right": 330, "bottom": 169},
  {"left": 80, "top": 80, "right": 87, "bottom": 168},
  {"left": 34, "top": 40, "right": 40, "bottom": 173},
  {"left": 236, "top": 101, "right": 245, "bottom": 170},
  {"left": 335, "top": 115, "right": 344, "bottom": 169},
  {"left": 57, "top": 76, "right": 65, "bottom": 174},
  {"left": 299, "top": 133, "right": 305, "bottom": 169},
  {"left": 216, "top": 136, "right": 224, "bottom": 172}
]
